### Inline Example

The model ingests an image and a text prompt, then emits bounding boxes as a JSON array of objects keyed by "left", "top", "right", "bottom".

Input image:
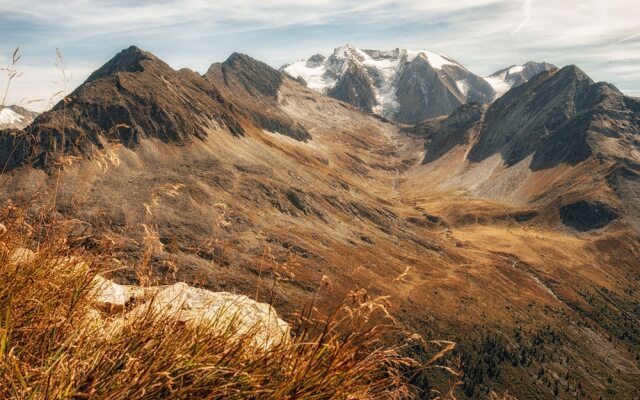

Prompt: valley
[{"left": 0, "top": 46, "right": 638, "bottom": 399}]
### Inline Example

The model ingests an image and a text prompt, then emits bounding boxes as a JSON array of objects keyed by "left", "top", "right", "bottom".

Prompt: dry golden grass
[
  {"left": 0, "top": 47, "right": 22, "bottom": 108},
  {"left": 0, "top": 205, "right": 463, "bottom": 399}
]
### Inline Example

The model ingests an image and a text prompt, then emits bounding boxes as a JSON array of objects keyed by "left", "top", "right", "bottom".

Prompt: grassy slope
[{"left": 0, "top": 206, "right": 451, "bottom": 399}]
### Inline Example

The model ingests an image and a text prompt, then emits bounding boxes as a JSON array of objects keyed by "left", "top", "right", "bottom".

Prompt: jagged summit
[
  {"left": 84, "top": 45, "right": 164, "bottom": 84},
  {"left": 205, "top": 53, "right": 311, "bottom": 141},
  {"left": 284, "top": 45, "right": 519, "bottom": 124},
  {"left": 547, "top": 64, "right": 594, "bottom": 86},
  {"left": 224, "top": 52, "right": 251, "bottom": 63},
  {"left": 0, "top": 47, "right": 314, "bottom": 170},
  {"left": 284, "top": 47, "right": 561, "bottom": 124},
  {"left": 489, "top": 64, "right": 598, "bottom": 115},
  {"left": 211, "top": 52, "right": 284, "bottom": 99}
]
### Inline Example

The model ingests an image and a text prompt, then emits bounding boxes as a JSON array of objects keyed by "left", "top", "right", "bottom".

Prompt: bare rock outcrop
[{"left": 91, "top": 276, "right": 290, "bottom": 349}]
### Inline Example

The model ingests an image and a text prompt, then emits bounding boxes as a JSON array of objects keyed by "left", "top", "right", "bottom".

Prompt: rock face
[
  {"left": 0, "top": 105, "right": 37, "bottom": 130},
  {"left": 415, "top": 65, "right": 640, "bottom": 231},
  {"left": 468, "top": 65, "right": 639, "bottom": 171},
  {"left": 92, "top": 277, "right": 290, "bottom": 349},
  {"left": 394, "top": 55, "right": 493, "bottom": 123},
  {"left": 485, "top": 61, "right": 555, "bottom": 98},
  {"left": 283, "top": 45, "right": 495, "bottom": 124},
  {"left": 327, "top": 62, "right": 378, "bottom": 113},
  {"left": 410, "top": 102, "right": 485, "bottom": 163}
]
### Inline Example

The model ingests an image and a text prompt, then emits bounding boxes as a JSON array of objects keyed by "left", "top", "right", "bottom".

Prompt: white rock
[
  {"left": 90, "top": 277, "right": 289, "bottom": 349},
  {"left": 9, "top": 247, "right": 36, "bottom": 264},
  {"left": 92, "top": 275, "right": 132, "bottom": 312}
]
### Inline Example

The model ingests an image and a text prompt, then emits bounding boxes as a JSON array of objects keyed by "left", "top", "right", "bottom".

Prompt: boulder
[
  {"left": 9, "top": 247, "right": 36, "bottom": 264},
  {"left": 90, "top": 277, "right": 289, "bottom": 349},
  {"left": 92, "top": 275, "right": 135, "bottom": 312}
]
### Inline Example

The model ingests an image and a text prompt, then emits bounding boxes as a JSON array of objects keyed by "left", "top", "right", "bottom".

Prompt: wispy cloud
[
  {"left": 1, "top": 0, "right": 639, "bottom": 109},
  {"left": 616, "top": 32, "right": 640, "bottom": 44},
  {"left": 512, "top": 0, "right": 533, "bottom": 34}
]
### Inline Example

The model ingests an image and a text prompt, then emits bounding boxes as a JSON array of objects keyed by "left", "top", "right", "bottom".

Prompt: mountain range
[
  {"left": 1, "top": 45, "right": 639, "bottom": 399},
  {"left": 283, "top": 44, "right": 555, "bottom": 123}
]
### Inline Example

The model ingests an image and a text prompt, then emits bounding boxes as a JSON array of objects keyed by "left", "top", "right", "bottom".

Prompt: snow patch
[
  {"left": 284, "top": 60, "right": 336, "bottom": 91},
  {"left": 360, "top": 53, "right": 401, "bottom": 116},
  {"left": 485, "top": 64, "right": 530, "bottom": 99},
  {"left": 423, "top": 51, "right": 457, "bottom": 69},
  {"left": 508, "top": 65, "right": 524, "bottom": 74},
  {"left": 484, "top": 75, "right": 513, "bottom": 98},
  {"left": 0, "top": 108, "right": 24, "bottom": 125},
  {"left": 456, "top": 79, "right": 470, "bottom": 97},
  {"left": 404, "top": 49, "right": 457, "bottom": 69}
]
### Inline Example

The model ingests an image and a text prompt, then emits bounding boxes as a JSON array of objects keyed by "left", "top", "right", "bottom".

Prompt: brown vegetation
[{"left": 0, "top": 205, "right": 465, "bottom": 399}]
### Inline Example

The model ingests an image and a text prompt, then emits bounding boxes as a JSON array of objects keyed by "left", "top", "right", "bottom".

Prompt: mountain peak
[
  {"left": 283, "top": 45, "right": 493, "bottom": 123},
  {"left": 523, "top": 60, "right": 553, "bottom": 68},
  {"left": 209, "top": 52, "right": 283, "bottom": 99},
  {"left": 467, "top": 63, "right": 632, "bottom": 170},
  {"left": 3, "top": 47, "right": 249, "bottom": 169},
  {"left": 120, "top": 45, "right": 148, "bottom": 57},
  {"left": 223, "top": 52, "right": 258, "bottom": 66},
  {"left": 329, "top": 44, "right": 367, "bottom": 63},
  {"left": 84, "top": 45, "right": 161, "bottom": 84},
  {"left": 204, "top": 52, "right": 311, "bottom": 141},
  {"left": 336, "top": 43, "right": 358, "bottom": 52},
  {"left": 555, "top": 64, "right": 593, "bottom": 83}
]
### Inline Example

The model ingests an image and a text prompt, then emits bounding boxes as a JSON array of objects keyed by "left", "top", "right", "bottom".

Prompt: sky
[{"left": 0, "top": 0, "right": 638, "bottom": 111}]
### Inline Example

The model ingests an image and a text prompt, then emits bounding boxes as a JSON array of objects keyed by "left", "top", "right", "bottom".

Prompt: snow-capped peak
[
  {"left": 331, "top": 44, "right": 368, "bottom": 61},
  {"left": 283, "top": 44, "right": 513, "bottom": 123},
  {"left": 283, "top": 45, "right": 464, "bottom": 117},
  {"left": 0, "top": 107, "right": 24, "bottom": 125},
  {"left": 327, "top": 45, "right": 459, "bottom": 70},
  {"left": 284, "top": 45, "right": 461, "bottom": 89},
  {"left": 402, "top": 49, "right": 458, "bottom": 69},
  {"left": 485, "top": 61, "right": 556, "bottom": 99}
]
